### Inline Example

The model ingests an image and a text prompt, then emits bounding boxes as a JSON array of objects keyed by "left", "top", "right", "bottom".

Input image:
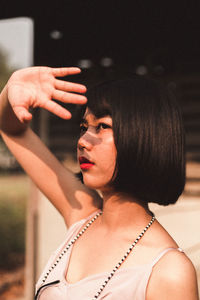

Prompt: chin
[
  {"left": 83, "top": 180, "right": 105, "bottom": 190},
  {"left": 83, "top": 175, "right": 113, "bottom": 192}
]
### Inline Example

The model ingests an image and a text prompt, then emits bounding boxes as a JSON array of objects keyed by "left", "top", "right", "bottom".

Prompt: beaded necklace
[{"left": 37, "top": 211, "right": 155, "bottom": 300}]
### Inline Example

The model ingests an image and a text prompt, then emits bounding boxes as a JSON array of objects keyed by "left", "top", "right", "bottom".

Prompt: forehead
[
  {"left": 83, "top": 107, "right": 93, "bottom": 118},
  {"left": 83, "top": 108, "right": 112, "bottom": 122}
]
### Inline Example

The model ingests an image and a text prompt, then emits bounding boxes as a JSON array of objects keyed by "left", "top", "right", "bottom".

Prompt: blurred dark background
[{"left": 1, "top": 0, "right": 200, "bottom": 161}]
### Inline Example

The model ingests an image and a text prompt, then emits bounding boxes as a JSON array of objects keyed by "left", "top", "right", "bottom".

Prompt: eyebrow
[
  {"left": 80, "top": 118, "right": 88, "bottom": 125},
  {"left": 80, "top": 115, "right": 112, "bottom": 127}
]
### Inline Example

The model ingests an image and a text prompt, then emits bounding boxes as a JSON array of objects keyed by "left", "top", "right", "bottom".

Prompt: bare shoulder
[{"left": 146, "top": 248, "right": 199, "bottom": 300}]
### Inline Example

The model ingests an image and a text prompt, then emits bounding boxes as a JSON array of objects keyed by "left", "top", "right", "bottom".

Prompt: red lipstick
[{"left": 79, "top": 156, "right": 94, "bottom": 170}]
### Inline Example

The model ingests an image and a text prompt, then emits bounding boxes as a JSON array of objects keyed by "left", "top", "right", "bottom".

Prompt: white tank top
[{"left": 35, "top": 211, "right": 183, "bottom": 300}]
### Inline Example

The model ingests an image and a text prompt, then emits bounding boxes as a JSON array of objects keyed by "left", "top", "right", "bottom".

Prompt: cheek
[{"left": 99, "top": 138, "right": 117, "bottom": 171}]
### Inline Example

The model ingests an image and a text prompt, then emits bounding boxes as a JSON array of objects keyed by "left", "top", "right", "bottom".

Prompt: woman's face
[{"left": 77, "top": 108, "right": 117, "bottom": 191}]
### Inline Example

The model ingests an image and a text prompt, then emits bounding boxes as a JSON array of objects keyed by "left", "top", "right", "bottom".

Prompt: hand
[{"left": 7, "top": 66, "right": 87, "bottom": 123}]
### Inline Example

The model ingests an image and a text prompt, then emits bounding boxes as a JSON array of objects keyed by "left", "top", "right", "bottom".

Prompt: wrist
[{"left": 0, "top": 85, "right": 28, "bottom": 135}]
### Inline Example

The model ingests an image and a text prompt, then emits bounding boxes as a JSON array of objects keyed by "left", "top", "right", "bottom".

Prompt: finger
[
  {"left": 13, "top": 106, "right": 33, "bottom": 123},
  {"left": 52, "top": 67, "right": 81, "bottom": 77},
  {"left": 52, "top": 90, "right": 87, "bottom": 104},
  {"left": 54, "top": 79, "right": 87, "bottom": 93},
  {"left": 42, "top": 100, "right": 72, "bottom": 119}
]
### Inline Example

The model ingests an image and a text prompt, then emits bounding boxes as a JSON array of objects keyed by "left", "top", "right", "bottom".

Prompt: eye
[
  {"left": 79, "top": 124, "right": 87, "bottom": 135},
  {"left": 96, "top": 123, "right": 111, "bottom": 132}
]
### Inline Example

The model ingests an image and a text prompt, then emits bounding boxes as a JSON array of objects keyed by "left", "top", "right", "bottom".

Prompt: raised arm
[{"left": 0, "top": 67, "right": 102, "bottom": 227}]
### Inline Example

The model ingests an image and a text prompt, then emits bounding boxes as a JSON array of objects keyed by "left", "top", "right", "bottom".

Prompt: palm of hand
[{"left": 7, "top": 66, "right": 87, "bottom": 123}]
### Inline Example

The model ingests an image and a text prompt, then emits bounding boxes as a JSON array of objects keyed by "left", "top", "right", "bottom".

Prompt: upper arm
[
  {"left": 1, "top": 128, "right": 102, "bottom": 227},
  {"left": 146, "top": 250, "right": 199, "bottom": 300}
]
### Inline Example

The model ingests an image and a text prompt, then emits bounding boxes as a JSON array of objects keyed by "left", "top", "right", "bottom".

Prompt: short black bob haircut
[{"left": 78, "top": 75, "right": 185, "bottom": 206}]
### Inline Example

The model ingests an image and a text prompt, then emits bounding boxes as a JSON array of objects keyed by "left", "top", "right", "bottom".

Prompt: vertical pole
[
  {"left": 24, "top": 109, "right": 49, "bottom": 299},
  {"left": 24, "top": 181, "right": 39, "bottom": 300}
]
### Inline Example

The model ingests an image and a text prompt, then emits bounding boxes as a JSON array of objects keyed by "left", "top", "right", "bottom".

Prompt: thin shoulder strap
[
  {"left": 151, "top": 247, "right": 184, "bottom": 267},
  {"left": 67, "top": 209, "right": 101, "bottom": 232}
]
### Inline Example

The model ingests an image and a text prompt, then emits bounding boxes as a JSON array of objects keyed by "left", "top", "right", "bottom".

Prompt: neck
[{"left": 98, "top": 190, "right": 152, "bottom": 232}]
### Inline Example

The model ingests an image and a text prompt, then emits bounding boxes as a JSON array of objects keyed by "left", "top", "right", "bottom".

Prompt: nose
[{"left": 77, "top": 132, "right": 93, "bottom": 151}]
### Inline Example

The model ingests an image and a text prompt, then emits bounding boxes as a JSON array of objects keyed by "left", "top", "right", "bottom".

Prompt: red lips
[{"left": 79, "top": 156, "right": 94, "bottom": 170}]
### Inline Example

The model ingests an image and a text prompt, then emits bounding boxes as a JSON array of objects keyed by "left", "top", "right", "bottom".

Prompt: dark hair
[{"left": 78, "top": 75, "right": 185, "bottom": 206}]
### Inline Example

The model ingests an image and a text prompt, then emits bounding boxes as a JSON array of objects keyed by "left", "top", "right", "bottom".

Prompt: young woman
[{"left": 0, "top": 66, "right": 199, "bottom": 300}]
